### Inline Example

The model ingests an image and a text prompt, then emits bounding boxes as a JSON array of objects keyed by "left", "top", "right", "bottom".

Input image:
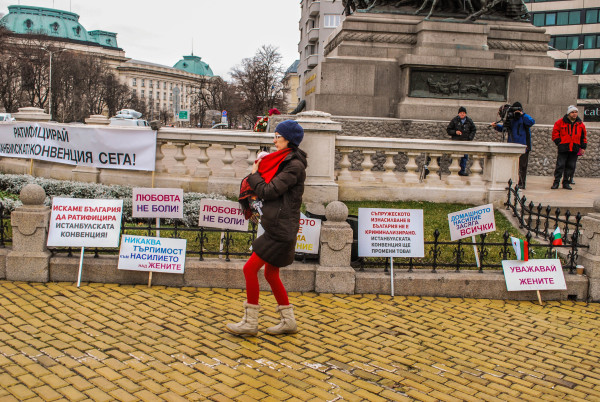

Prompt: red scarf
[{"left": 239, "top": 148, "right": 291, "bottom": 218}]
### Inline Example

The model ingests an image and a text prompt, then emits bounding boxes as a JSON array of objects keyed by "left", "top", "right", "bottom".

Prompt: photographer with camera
[
  {"left": 490, "top": 101, "right": 535, "bottom": 189},
  {"left": 550, "top": 105, "right": 587, "bottom": 190}
]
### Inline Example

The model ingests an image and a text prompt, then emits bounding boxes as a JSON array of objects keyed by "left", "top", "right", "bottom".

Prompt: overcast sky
[{"left": 0, "top": 0, "right": 302, "bottom": 79}]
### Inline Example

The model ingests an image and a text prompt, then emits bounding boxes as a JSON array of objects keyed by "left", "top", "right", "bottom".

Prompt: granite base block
[
  {"left": 355, "top": 269, "right": 588, "bottom": 301},
  {"left": 315, "top": 266, "right": 356, "bottom": 294},
  {"left": 6, "top": 251, "right": 51, "bottom": 282}
]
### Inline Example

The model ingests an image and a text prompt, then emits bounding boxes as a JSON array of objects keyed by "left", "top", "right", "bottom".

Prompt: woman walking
[{"left": 226, "top": 120, "right": 307, "bottom": 336}]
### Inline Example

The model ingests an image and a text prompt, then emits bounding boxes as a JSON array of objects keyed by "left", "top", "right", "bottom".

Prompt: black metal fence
[
  {"left": 1, "top": 179, "right": 589, "bottom": 273},
  {"left": 505, "top": 179, "right": 583, "bottom": 246},
  {"left": 352, "top": 179, "right": 588, "bottom": 273},
  {"left": 48, "top": 218, "right": 260, "bottom": 261},
  {"left": 0, "top": 204, "right": 11, "bottom": 247}
]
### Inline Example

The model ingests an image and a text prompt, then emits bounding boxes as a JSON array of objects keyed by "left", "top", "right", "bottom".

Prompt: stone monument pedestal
[{"left": 306, "top": 13, "right": 576, "bottom": 125}]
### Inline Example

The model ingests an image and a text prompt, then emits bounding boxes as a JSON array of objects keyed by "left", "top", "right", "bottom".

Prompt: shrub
[{"left": 0, "top": 173, "right": 227, "bottom": 226}]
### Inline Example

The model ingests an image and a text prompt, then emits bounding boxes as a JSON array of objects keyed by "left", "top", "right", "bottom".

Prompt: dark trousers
[
  {"left": 518, "top": 152, "right": 529, "bottom": 188},
  {"left": 553, "top": 151, "right": 578, "bottom": 185},
  {"left": 459, "top": 154, "right": 468, "bottom": 174}
]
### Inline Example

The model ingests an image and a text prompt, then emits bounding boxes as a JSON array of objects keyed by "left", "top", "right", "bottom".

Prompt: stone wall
[{"left": 333, "top": 117, "right": 600, "bottom": 177}]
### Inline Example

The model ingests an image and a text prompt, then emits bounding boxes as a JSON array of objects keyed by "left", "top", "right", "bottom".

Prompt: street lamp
[
  {"left": 548, "top": 44, "right": 584, "bottom": 72},
  {"left": 40, "top": 46, "right": 66, "bottom": 121}
]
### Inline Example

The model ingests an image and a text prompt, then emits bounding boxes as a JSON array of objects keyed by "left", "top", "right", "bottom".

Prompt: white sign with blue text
[
  {"left": 118, "top": 235, "right": 187, "bottom": 274},
  {"left": 448, "top": 204, "right": 496, "bottom": 241},
  {"left": 0, "top": 122, "right": 156, "bottom": 171}
]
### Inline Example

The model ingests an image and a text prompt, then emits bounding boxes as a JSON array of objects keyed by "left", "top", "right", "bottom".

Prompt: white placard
[
  {"left": 199, "top": 199, "right": 248, "bottom": 231},
  {"left": 47, "top": 197, "right": 123, "bottom": 247},
  {"left": 296, "top": 214, "right": 321, "bottom": 254},
  {"left": 448, "top": 204, "right": 496, "bottom": 241},
  {"left": 132, "top": 188, "right": 184, "bottom": 219},
  {"left": 358, "top": 208, "right": 424, "bottom": 257},
  {"left": 118, "top": 235, "right": 186, "bottom": 273},
  {"left": 256, "top": 213, "right": 321, "bottom": 254},
  {"left": 0, "top": 122, "right": 156, "bottom": 171},
  {"left": 502, "top": 259, "right": 567, "bottom": 291}
]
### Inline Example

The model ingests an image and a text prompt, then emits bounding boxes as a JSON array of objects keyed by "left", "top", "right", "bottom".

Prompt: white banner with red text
[{"left": 502, "top": 259, "right": 567, "bottom": 291}]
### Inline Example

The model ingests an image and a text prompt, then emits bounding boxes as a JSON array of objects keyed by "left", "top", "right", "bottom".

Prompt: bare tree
[{"left": 230, "top": 45, "right": 286, "bottom": 127}]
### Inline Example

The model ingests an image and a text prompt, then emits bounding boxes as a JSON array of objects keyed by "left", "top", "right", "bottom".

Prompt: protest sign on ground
[
  {"left": 47, "top": 197, "right": 123, "bottom": 247},
  {"left": 0, "top": 122, "right": 156, "bottom": 171},
  {"left": 118, "top": 235, "right": 186, "bottom": 273},
  {"left": 358, "top": 208, "right": 424, "bottom": 257},
  {"left": 132, "top": 188, "right": 183, "bottom": 219},
  {"left": 502, "top": 259, "right": 567, "bottom": 291},
  {"left": 448, "top": 204, "right": 496, "bottom": 241},
  {"left": 199, "top": 199, "right": 248, "bottom": 231}
]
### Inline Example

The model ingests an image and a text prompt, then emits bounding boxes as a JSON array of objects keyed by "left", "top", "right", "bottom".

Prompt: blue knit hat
[{"left": 275, "top": 120, "right": 304, "bottom": 146}]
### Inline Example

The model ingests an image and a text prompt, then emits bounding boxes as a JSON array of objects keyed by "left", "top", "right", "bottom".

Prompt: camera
[
  {"left": 498, "top": 104, "right": 522, "bottom": 126},
  {"left": 494, "top": 103, "right": 522, "bottom": 142}
]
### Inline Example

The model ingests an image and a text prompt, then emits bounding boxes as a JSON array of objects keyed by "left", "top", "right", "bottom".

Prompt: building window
[
  {"left": 532, "top": 10, "right": 585, "bottom": 26},
  {"left": 554, "top": 60, "right": 578, "bottom": 73},
  {"left": 579, "top": 84, "right": 600, "bottom": 99},
  {"left": 324, "top": 14, "right": 341, "bottom": 28},
  {"left": 24, "top": 19, "right": 33, "bottom": 29},
  {"left": 132, "top": 78, "right": 137, "bottom": 86},
  {"left": 141, "top": 90, "right": 145, "bottom": 97},
  {"left": 50, "top": 22, "right": 59, "bottom": 32},
  {"left": 133, "top": 89, "right": 137, "bottom": 96},
  {"left": 163, "top": 82, "right": 167, "bottom": 89},
  {"left": 163, "top": 93, "right": 167, "bottom": 100},
  {"left": 149, "top": 91, "right": 153, "bottom": 99},
  {"left": 586, "top": 9, "right": 599, "bottom": 24},
  {"left": 141, "top": 79, "right": 145, "bottom": 87},
  {"left": 149, "top": 81, "right": 153, "bottom": 88}
]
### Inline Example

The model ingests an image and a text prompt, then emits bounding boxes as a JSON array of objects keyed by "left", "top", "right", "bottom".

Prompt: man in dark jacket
[
  {"left": 551, "top": 105, "right": 587, "bottom": 190},
  {"left": 491, "top": 101, "right": 535, "bottom": 189},
  {"left": 447, "top": 106, "right": 476, "bottom": 176}
]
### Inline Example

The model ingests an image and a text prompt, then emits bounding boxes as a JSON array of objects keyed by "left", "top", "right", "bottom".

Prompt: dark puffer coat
[
  {"left": 447, "top": 115, "right": 476, "bottom": 141},
  {"left": 247, "top": 148, "right": 308, "bottom": 267}
]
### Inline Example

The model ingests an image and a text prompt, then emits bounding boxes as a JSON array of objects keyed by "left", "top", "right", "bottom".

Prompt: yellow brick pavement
[{"left": 0, "top": 281, "right": 600, "bottom": 401}]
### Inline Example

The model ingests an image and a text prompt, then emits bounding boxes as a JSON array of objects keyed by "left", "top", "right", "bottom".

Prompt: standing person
[
  {"left": 490, "top": 102, "right": 535, "bottom": 189},
  {"left": 447, "top": 106, "right": 477, "bottom": 176},
  {"left": 551, "top": 105, "right": 587, "bottom": 190},
  {"left": 227, "top": 120, "right": 307, "bottom": 336}
]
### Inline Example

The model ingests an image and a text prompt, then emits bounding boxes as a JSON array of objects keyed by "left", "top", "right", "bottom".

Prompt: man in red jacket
[{"left": 551, "top": 105, "right": 587, "bottom": 190}]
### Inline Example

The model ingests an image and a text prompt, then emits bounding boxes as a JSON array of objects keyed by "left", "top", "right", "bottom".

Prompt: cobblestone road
[{"left": 0, "top": 281, "right": 599, "bottom": 401}]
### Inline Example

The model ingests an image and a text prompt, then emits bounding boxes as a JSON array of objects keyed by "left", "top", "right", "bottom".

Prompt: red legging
[{"left": 243, "top": 253, "right": 289, "bottom": 305}]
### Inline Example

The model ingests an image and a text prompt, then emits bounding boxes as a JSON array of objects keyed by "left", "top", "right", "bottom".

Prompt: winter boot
[
  {"left": 265, "top": 305, "right": 298, "bottom": 335},
  {"left": 225, "top": 302, "right": 260, "bottom": 336}
]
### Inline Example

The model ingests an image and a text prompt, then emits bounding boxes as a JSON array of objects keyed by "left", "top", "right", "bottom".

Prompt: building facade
[
  {"left": 0, "top": 5, "right": 215, "bottom": 123},
  {"left": 528, "top": 0, "right": 600, "bottom": 110},
  {"left": 283, "top": 60, "right": 300, "bottom": 112},
  {"left": 297, "top": 0, "right": 344, "bottom": 103}
]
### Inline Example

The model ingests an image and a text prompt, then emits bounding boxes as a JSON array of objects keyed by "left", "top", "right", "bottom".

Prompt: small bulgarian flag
[
  {"left": 552, "top": 227, "right": 563, "bottom": 246},
  {"left": 511, "top": 236, "right": 529, "bottom": 261}
]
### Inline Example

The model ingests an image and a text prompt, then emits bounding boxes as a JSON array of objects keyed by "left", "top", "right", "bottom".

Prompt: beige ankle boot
[
  {"left": 225, "top": 301, "right": 260, "bottom": 336},
  {"left": 266, "top": 305, "right": 298, "bottom": 335}
]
